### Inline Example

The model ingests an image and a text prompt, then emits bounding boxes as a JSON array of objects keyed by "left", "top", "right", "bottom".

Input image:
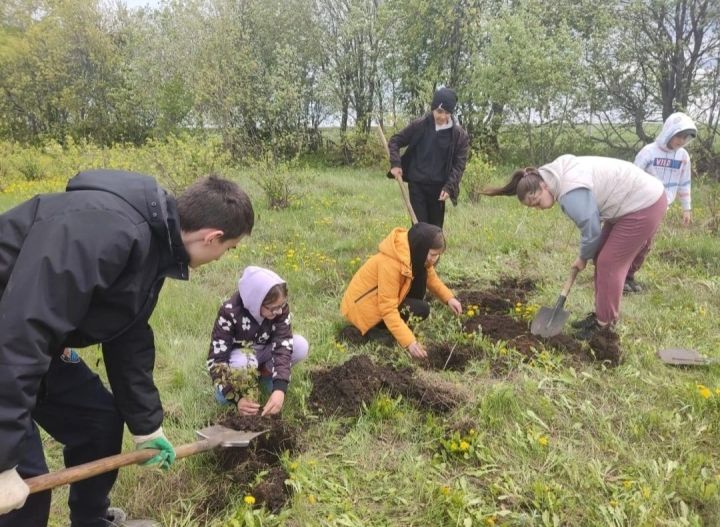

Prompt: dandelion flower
[
  {"left": 459, "top": 440, "right": 470, "bottom": 451},
  {"left": 538, "top": 435, "right": 549, "bottom": 447},
  {"left": 244, "top": 495, "right": 256, "bottom": 505},
  {"left": 697, "top": 384, "right": 712, "bottom": 399}
]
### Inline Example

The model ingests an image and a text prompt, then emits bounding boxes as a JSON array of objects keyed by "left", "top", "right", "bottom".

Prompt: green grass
[{"left": 3, "top": 161, "right": 720, "bottom": 526}]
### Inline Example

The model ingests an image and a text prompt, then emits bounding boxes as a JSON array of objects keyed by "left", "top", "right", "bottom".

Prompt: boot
[{"left": 570, "top": 312, "right": 597, "bottom": 330}]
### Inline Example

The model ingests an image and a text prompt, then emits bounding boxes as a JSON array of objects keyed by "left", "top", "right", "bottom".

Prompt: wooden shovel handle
[
  {"left": 377, "top": 125, "right": 419, "bottom": 225},
  {"left": 561, "top": 266, "right": 580, "bottom": 298},
  {"left": 25, "top": 439, "right": 214, "bottom": 494}
]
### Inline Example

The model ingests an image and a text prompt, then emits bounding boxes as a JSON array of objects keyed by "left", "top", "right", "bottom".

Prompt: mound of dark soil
[
  {"left": 454, "top": 276, "right": 535, "bottom": 316},
  {"left": 309, "top": 354, "right": 461, "bottom": 417},
  {"left": 588, "top": 326, "right": 622, "bottom": 366},
  {"left": 425, "top": 342, "right": 478, "bottom": 371},
  {"left": 210, "top": 414, "right": 296, "bottom": 513}
]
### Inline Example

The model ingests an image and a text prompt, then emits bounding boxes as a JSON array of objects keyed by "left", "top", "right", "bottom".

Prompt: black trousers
[
  {"left": 0, "top": 355, "right": 124, "bottom": 527},
  {"left": 399, "top": 297, "right": 431, "bottom": 322},
  {"left": 408, "top": 182, "right": 446, "bottom": 228}
]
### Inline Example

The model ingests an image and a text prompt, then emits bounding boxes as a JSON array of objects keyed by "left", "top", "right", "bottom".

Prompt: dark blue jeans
[{"left": 0, "top": 354, "right": 124, "bottom": 527}]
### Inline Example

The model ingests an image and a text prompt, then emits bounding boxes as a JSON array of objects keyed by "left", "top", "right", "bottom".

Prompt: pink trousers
[{"left": 593, "top": 194, "right": 667, "bottom": 324}]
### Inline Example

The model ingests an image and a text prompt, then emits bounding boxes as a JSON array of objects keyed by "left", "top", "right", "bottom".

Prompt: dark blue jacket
[{"left": 0, "top": 170, "right": 189, "bottom": 471}]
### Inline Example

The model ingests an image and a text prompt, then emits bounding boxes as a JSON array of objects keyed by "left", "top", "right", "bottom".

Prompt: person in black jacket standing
[
  {"left": 0, "top": 171, "right": 254, "bottom": 527},
  {"left": 388, "top": 87, "right": 470, "bottom": 228}
]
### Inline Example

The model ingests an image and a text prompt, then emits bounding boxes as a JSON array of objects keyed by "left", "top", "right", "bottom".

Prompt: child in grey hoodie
[
  {"left": 207, "top": 266, "right": 308, "bottom": 416},
  {"left": 634, "top": 112, "right": 697, "bottom": 227}
]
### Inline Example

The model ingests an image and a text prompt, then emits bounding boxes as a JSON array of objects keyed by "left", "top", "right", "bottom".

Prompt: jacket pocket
[{"left": 355, "top": 286, "right": 378, "bottom": 304}]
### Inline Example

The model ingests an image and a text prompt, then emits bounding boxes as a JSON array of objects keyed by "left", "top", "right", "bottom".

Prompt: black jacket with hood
[
  {"left": 0, "top": 169, "right": 189, "bottom": 471},
  {"left": 387, "top": 113, "right": 470, "bottom": 205}
]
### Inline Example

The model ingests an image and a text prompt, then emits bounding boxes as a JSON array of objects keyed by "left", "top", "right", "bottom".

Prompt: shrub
[
  {"left": 462, "top": 154, "right": 497, "bottom": 203},
  {"left": 248, "top": 155, "right": 299, "bottom": 210}
]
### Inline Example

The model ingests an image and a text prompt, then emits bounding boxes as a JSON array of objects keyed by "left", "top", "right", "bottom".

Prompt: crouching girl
[
  {"left": 207, "top": 266, "right": 308, "bottom": 415},
  {"left": 341, "top": 222, "right": 462, "bottom": 359}
]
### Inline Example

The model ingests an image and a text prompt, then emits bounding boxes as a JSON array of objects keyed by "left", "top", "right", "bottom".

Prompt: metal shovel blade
[
  {"left": 531, "top": 305, "right": 570, "bottom": 338},
  {"left": 196, "top": 424, "right": 267, "bottom": 447},
  {"left": 657, "top": 348, "right": 718, "bottom": 367}
]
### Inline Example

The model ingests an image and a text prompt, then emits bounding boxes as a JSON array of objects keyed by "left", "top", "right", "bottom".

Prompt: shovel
[
  {"left": 25, "top": 425, "right": 265, "bottom": 494},
  {"left": 531, "top": 267, "right": 580, "bottom": 338},
  {"left": 377, "top": 125, "right": 419, "bottom": 225},
  {"left": 657, "top": 348, "right": 720, "bottom": 367}
]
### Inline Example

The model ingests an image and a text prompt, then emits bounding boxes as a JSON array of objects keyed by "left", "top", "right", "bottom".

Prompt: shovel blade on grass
[
  {"left": 530, "top": 305, "right": 570, "bottom": 338},
  {"left": 656, "top": 348, "right": 717, "bottom": 366}
]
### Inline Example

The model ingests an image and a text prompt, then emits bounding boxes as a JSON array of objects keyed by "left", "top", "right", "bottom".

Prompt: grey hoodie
[{"left": 634, "top": 112, "right": 696, "bottom": 210}]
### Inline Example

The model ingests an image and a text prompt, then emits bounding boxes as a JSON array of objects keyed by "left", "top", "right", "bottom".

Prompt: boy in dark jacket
[
  {"left": 388, "top": 87, "right": 470, "bottom": 228},
  {"left": 0, "top": 171, "right": 254, "bottom": 527}
]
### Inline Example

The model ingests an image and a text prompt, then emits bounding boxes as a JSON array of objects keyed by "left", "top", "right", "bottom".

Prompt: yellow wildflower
[
  {"left": 697, "top": 384, "right": 712, "bottom": 399},
  {"left": 244, "top": 495, "right": 256, "bottom": 505},
  {"left": 538, "top": 435, "right": 549, "bottom": 447},
  {"left": 459, "top": 440, "right": 470, "bottom": 451},
  {"left": 307, "top": 494, "right": 317, "bottom": 504}
]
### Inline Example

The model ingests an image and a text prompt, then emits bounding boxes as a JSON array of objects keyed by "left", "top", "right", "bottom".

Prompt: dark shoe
[
  {"left": 365, "top": 327, "right": 397, "bottom": 347},
  {"left": 574, "top": 320, "right": 608, "bottom": 341},
  {"left": 570, "top": 312, "right": 597, "bottom": 330},
  {"left": 623, "top": 278, "right": 642, "bottom": 294}
]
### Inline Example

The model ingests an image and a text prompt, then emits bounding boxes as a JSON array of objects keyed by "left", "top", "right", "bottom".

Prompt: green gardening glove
[{"left": 133, "top": 428, "right": 176, "bottom": 470}]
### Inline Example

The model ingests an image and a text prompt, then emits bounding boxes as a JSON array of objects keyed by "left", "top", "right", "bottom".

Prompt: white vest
[{"left": 539, "top": 155, "right": 664, "bottom": 221}]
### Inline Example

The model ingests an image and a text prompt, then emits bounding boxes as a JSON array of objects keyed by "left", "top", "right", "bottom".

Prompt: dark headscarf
[{"left": 407, "top": 222, "right": 444, "bottom": 299}]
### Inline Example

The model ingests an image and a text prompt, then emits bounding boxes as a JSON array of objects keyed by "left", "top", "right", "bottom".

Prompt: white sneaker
[{"left": 106, "top": 507, "right": 160, "bottom": 527}]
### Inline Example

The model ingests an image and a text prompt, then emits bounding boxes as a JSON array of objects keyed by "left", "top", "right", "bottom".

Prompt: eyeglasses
[{"left": 262, "top": 301, "right": 288, "bottom": 314}]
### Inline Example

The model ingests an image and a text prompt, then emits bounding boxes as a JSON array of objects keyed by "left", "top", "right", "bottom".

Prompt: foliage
[
  {"left": 2, "top": 0, "right": 719, "bottom": 163},
  {"left": 248, "top": 155, "right": 300, "bottom": 210},
  {"left": 461, "top": 154, "right": 496, "bottom": 204}
]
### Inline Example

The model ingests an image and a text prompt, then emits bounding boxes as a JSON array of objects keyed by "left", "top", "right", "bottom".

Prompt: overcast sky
[{"left": 120, "top": 0, "right": 159, "bottom": 9}]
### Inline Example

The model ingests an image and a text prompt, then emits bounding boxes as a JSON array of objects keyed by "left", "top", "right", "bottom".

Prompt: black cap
[{"left": 431, "top": 87, "right": 457, "bottom": 114}]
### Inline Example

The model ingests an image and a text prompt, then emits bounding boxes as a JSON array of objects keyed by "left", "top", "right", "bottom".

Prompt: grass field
[{"left": 3, "top": 161, "right": 720, "bottom": 527}]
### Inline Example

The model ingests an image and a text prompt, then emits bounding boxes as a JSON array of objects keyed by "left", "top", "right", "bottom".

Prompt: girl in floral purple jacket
[{"left": 207, "top": 266, "right": 309, "bottom": 416}]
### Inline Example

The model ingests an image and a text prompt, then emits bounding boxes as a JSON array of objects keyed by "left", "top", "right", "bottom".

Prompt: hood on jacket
[
  {"left": 378, "top": 227, "right": 412, "bottom": 275},
  {"left": 66, "top": 169, "right": 169, "bottom": 241},
  {"left": 238, "top": 266, "right": 286, "bottom": 323},
  {"left": 655, "top": 112, "right": 697, "bottom": 151}
]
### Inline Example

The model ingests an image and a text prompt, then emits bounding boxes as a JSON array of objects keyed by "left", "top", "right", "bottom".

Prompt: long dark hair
[
  {"left": 406, "top": 223, "right": 445, "bottom": 299},
  {"left": 481, "top": 167, "right": 544, "bottom": 202}
]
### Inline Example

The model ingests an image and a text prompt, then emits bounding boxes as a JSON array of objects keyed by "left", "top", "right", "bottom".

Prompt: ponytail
[{"left": 481, "top": 167, "right": 544, "bottom": 201}]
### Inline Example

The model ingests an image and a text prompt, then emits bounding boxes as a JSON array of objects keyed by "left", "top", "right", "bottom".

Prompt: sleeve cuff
[
  {"left": 272, "top": 380, "right": 289, "bottom": 393},
  {"left": 132, "top": 427, "right": 164, "bottom": 444}
]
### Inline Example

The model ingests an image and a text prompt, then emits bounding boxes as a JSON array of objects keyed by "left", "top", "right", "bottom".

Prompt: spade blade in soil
[
  {"left": 530, "top": 305, "right": 570, "bottom": 338},
  {"left": 656, "top": 348, "right": 719, "bottom": 367},
  {"left": 196, "top": 424, "right": 267, "bottom": 447}
]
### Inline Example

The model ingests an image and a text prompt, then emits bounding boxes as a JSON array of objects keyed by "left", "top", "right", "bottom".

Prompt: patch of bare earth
[{"left": 308, "top": 354, "right": 462, "bottom": 417}]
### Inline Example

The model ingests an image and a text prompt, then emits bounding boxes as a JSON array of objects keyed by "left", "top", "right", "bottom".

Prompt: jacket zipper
[{"left": 355, "top": 286, "right": 378, "bottom": 304}]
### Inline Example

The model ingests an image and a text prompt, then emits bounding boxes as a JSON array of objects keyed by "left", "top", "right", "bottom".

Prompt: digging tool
[
  {"left": 377, "top": 125, "right": 418, "bottom": 225},
  {"left": 25, "top": 425, "right": 265, "bottom": 494},
  {"left": 657, "top": 348, "right": 720, "bottom": 366},
  {"left": 531, "top": 267, "right": 580, "bottom": 338}
]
